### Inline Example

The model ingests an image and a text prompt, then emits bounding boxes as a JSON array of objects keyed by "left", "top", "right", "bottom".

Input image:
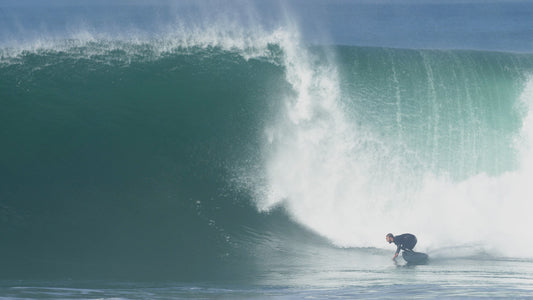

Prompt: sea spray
[
  {"left": 414, "top": 76, "right": 533, "bottom": 258},
  {"left": 257, "top": 46, "right": 533, "bottom": 257},
  {"left": 258, "top": 37, "right": 396, "bottom": 248}
]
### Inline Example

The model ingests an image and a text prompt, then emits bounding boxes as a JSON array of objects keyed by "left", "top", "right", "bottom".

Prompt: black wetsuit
[{"left": 393, "top": 233, "right": 417, "bottom": 254}]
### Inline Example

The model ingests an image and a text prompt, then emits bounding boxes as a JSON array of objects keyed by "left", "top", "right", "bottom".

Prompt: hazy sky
[{"left": 1, "top": 0, "right": 532, "bottom": 52}]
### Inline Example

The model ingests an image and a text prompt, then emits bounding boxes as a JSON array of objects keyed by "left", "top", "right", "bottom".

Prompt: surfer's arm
[{"left": 392, "top": 245, "right": 400, "bottom": 260}]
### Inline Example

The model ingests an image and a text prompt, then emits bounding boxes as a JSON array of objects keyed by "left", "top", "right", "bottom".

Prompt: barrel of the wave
[{"left": 0, "top": 41, "right": 294, "bottom": 280}]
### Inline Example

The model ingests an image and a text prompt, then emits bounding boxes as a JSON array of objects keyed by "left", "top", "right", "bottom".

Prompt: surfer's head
[{"left": 386, "top": 233, "right": 394, "bottom": 243}]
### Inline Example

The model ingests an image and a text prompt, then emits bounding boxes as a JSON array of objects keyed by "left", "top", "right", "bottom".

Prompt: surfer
[{"left": 386, "top": 233, "right": 417, "bottom": 260}]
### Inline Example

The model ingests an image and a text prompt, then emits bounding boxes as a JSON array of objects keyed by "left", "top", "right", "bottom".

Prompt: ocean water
[{"left": 2, "top": 1, "right": 533, "bottom": 298}]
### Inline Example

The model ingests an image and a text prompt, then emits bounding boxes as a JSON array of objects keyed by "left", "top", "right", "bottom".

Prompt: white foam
[
  {"left": 0, "top": 19, "right": 293, "bottom": 66},
  {"left": 257, "top": 31, "right": 533, "bottom": 258}
]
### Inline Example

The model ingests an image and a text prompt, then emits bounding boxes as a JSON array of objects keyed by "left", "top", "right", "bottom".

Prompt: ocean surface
[{"left": 2, "top": 1, "right": 533, "bottom": 298}]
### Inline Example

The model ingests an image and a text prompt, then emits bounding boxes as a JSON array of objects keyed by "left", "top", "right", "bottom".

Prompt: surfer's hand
[{"left": 393, "top": 253, "right": 398, "bottom": 260}]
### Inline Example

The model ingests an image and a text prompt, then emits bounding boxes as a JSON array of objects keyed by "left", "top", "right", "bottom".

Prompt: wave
[{"left": 2, "top": 24, "right": 533, "bottom": 279}]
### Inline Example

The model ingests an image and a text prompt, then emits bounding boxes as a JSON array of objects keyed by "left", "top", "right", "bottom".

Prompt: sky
[{"left": 1, "top": 0, "right": 532, "bottom": 52}]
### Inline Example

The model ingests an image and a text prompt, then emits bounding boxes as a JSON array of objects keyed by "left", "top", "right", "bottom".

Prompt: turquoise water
[
  {"left": 2, "top": 257, "right": 533, "bottom": 298},
  {"left": 2, "top": 1, "right": 533, "bottom": 298}
]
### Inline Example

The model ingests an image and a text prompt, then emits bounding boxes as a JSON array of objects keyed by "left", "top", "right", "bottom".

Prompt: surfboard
[{"left": 402, "top": 250, "right": 429, "bottom": 265}]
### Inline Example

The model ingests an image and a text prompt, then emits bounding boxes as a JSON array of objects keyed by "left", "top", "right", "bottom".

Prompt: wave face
[
  {"left": 0, "top": 34, "right": 309, "bottom": 280},
  {"left": 2, "top": 27, "right": 533, "bottom": 280}
]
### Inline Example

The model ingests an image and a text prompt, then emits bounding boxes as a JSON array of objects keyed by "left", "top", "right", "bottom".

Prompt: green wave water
[
  {"left": 340, "top": 47, "right": 531, "bottom": 179},
  {"left": 0, "top": 43, "right": 296, "bottom": 280}
]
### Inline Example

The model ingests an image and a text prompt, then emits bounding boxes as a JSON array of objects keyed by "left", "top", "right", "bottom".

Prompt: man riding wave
[{"left": 386, "top": 233, "right": 417, "bottom": 260}]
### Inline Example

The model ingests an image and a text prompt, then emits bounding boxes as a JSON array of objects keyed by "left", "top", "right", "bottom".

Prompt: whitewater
[
  {"left": 259, "top": 44, "right": 533, "bottom": 258},
  {"left": 2, "top": 1, "right": 533, "bottom": 298}
]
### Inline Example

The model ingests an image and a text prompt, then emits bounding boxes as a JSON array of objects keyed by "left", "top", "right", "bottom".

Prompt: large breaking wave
[{"left": 2, "top": 17, "right": 533, "bottom": 280}]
